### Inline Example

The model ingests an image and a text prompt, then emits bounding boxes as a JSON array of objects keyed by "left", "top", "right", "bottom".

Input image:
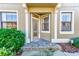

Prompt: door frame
[
  {"left": 31, "top": 14, "right": 40, "bottom": 41},
  {"left": 31, "top": 13, "right": 51, "bottom": 41}
]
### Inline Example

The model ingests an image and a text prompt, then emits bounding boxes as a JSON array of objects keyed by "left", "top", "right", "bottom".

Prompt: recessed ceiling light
[{"left": 22, "top": 4, "right": 26, "bottom": 8}]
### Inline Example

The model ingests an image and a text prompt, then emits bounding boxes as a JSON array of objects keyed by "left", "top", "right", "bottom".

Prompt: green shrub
[
  {"left": 0, "top": 47, "right": 16, "bottom": 56},
  {"left": 71, "top": 37, "right": 79, "bottom": 48},
  {"left": 0, "top": 28, "right": 25, "bottom": 55}
]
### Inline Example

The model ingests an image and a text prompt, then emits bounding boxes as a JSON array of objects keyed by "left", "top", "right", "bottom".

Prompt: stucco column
[
  {"left": 23, "top": 4, "right": 30, "bottom": 43},
  {"left": 54, "top": 10, "right": 58, "bottom": 39},
  {"left": 54, "top": 4, "right": 61, "bottom": 39}
]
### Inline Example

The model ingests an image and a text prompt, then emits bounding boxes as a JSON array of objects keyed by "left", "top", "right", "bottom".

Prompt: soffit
[{"left": 27, "top": 3, "right": 57, "bottom": 7}]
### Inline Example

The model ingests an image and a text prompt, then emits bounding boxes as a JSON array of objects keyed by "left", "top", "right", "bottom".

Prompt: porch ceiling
[{"left": 27, "top": 3, "right": 57, "bottom": 7}]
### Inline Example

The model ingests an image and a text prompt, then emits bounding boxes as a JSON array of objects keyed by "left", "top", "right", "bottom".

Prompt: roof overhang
[
  {"left": 26, "top": 3, "right": 58, "bottom": 12},
  {"left": 27, "top": 3, "right": 57, "bottom": 7}
]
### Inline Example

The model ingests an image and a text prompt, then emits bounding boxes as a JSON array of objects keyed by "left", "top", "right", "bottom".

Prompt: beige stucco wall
[
  {"left": 57, "top": 3, "right": 79, "bottom": 39},
  {"left": 0, "top": 3, "right": 25, "bottom": 32}
]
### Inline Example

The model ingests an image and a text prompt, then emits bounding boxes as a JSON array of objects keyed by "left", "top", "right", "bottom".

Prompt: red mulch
[{"left": 59, "top": 43, "right": 79, "bottom": 53}]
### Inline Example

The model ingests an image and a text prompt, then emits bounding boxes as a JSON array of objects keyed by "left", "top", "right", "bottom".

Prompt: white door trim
[
  {"left": 31, "top": 14, "right": 33, "bottom": 41},
  {"left": 54, "top": 10, "right": 58, "bottom": 39},
  {"left": 38, "top": 16, "right": 41, "bottom": 38}
]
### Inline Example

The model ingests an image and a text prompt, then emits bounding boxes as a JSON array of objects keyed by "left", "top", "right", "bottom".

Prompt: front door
[
  {"left": 31, "top": 14, "right": 40, "bottom": 41},
  {"left": 32, "top": 18, "right": 39, "bottom": 40}
]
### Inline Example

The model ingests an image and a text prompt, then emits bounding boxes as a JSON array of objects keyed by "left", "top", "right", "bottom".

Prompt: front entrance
[
  {"left": 30, "top": 13, "right": 51, "bottom": 41},
  {"left": 26, "top": 3, "right": 58, "bottom": 43}
]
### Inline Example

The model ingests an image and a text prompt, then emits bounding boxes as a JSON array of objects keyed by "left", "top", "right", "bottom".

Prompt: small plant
[{"left": 71, "top": 37, "right": 79, "bottom": 48}]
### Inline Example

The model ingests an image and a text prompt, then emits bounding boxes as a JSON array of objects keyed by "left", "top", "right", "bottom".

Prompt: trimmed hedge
[
  {"left": 71, "top": 37, "right": 79, "bottom": 48},
  {"left": 0, "top": 28, "right": 25, "bottom": 55}
]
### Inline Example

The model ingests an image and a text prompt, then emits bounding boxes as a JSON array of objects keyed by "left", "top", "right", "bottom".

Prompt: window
[
  {"left": 41, "top": 14, "right": 50, "bottom": 33},
  {"left": 60, "top": 11, "right": 74, "bottom": 34},
  {"left": 0, "top": 12, "right": 17, "bottom": 29}
]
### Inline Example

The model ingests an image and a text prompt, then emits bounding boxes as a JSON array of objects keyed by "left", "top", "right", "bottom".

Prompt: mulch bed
[{"left": 59, "top": 43, "right": 79, "bottom": 53}]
